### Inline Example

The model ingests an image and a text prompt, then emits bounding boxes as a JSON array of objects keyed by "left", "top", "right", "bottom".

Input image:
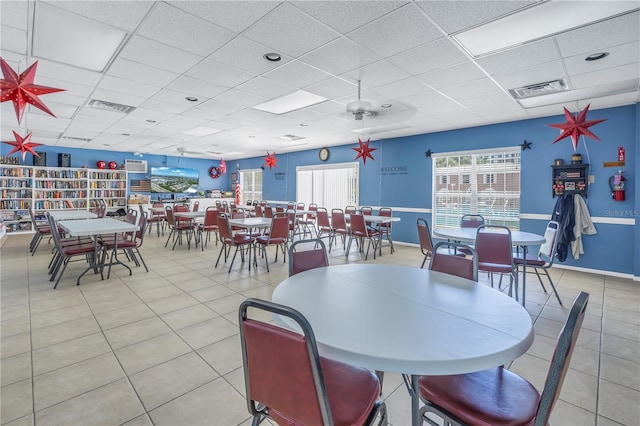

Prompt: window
[
  {"left": 433, "top": 147, "right": 520, "bottom": 229},
  {"left": 296, "top": 162, "right": 359, "bottom": 211},
  {"left": 239, "top": 169, "right": 262, "bottom": 204}
]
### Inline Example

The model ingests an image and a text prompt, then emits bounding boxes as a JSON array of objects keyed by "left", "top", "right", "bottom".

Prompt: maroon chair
[
  {"left": 254, "top": 205, "right": 263, "bottom": 217},
  {"left": 417, "top": 218, "right": 434, "bottom": 269},
  {"left": 197, "top": 207, "right": 219, "bottom": 250},
  {"left": 330, "top": 209, "right": 349, "bottom": 252},
  {"left": 100, "top": 212, "right": 149, "bottom": 278},
  {"left": 29, "top": 208, "right": 52, "bottom": 255},
  {"left": 418, "top": 292, "right": 589, "bottom": 426},
  {"left": 476, "top": 225, "right": 519, "bottom": 302},
  {"left": 360, "top": 206, "right": 373, "bottom": 231},
  {"left": 164, "top": 206, "right": 192, "bottom": 250},
  {"left": 147, "top": 202, "right": 166, "bottom": 237},
  {"left": 239, "top": 298, "right": 388, "bottom": 426},
  {"left": 429, "top": 242, "right": 478, "bottom": 281},
  {"left": 346, "top": 213, "right": 379, "bottom": 260},
  {"left": 275, "top": 205, "right": 284, "bottom": 214},
  {"left": 457, "top": 213, "right": 485, "bottom": 256},
  {"left": 192, "top": 200, "right": 199, "bottom": 212},
  {"left": 264, "top": 205, "right": 273, "bottom": 218},
  {"left": 377, "top": 207, "right": 394, "bottom": 254},
  {"left": 288, "top": 239, "right": 329, "bottom": 277},
  {"left": 215, "top": 213, "right": 253, "bottom": 273},
  {"left": 316, "top": 207, "right": 334, "bottom": 247},
  {"left": 254, "top": 215, "right": 289, "bottom": 272}
]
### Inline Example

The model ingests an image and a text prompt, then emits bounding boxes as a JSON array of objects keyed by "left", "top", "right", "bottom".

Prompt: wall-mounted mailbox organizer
[{"left": 552, "top": 164, "right": 589, "bottom": 198}]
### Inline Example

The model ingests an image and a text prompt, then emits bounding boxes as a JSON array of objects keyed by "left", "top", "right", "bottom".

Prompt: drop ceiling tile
[
  {"left": 578, "top": 91, "right": 639, "bottom": 110},
  {"left": 457, "top": 91, "right": 518, "bottom": 111},
  {"left": 292, "top": 1, "right": 406, "bottom": 34},
  {"left": 124, "top": 108, "right": 174, "bottom": 123},
  {"left": 42, "top": 0, "right": 153, "bottom": 32},
  {"left": 236, "top": 77, "right": 296, "bottom": 100},
  {"left": 1, "top": 0, "right": 30, "bottom": 31},
  {"left": 180, "top": 108, "right": 226, "bottom": 121},
  {"left": 29, "top": 101, "right": 77, "bottom": 119},
  {"left": 34, "top": 59, "right": 102, "bottom": 88},
  {"left": 263, "top": 60, "right": 333, "bottom": 90},
  {"left": 33, "top": 81, "right": 90, "bottom": 105},
  {"left": 171, "top": 1, "right": 280, "bottom": 33},
  {"left": 281, "top": 108, "right": 329, "bottom": 123},
  {"left": 97, "top": 75, "right": 161, "bottom": 98},
  {"left": 197, "top": 98, "right": 245, "bottom": 115},
  {"left": 305, "top": 78, "right": 358, "bottom": 100},
  {"left": 209, "top": 36, "right": 291, "bottom": 75},
  {"left": 341, "top": 59, "right": 411, "bottom": 89},
  {"left": 139, "top": 99, "right": 192, "bottom": 115},
  {"left": 416, "top": 62, "right": 487, "bottom": 90},
  {"left": 119, "top": 36, "right": 204, "bottom": 74},
  {"left": 137, "top": 2, "right": 235, "bottom": 56},
  {"left": 214, "top": 89, "right": 268, "bottom": 108},
  {"left": 151, "top": 88, "right": 208, "bottom": 107},
  {"left": 107, "top": 58, "right": 179, "bottom": 87},
  {"left": 439, "top": 78, "right": 504, "bottom": 101},
  {"left": 492, "top": 60, "right": 567, "bottom": 92},
  {"left": 348, "top": 4, "right": 442, "bottom": 58},
  {"left": 571, "top": 63, "right": 640, "bottom": 90},
  {"left": 388, "top": 37, "right": 468, "bottom": 76},
  {"left": 476, "top": 38, "right": 561, "bottom": 75},
  {"left": 398, "top": 90, "right": 460, "bottom": 110},
  {"left": 186, "top": 59, "right": 256, "bottom": 88},
  {"left": 564, "top": 42, "right": 639, "bottom": 76},
  {"left": 299, "top": 37, "right": 380, "bottom": 76},
  {"left": 1, "top": 24, "right": 27, "bottom": 55},
  {"left": 166, "top": 76, "right": 228, "bottom": 100},
  {"left": 555, "top": 11, "right": 640, "bottom": 58},
  {"left": 243, "top": 2, "right": 340, "bottom": 57}
]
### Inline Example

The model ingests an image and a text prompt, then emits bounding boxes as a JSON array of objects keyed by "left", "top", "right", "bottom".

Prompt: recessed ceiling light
[
  {"left": 185, "top": 96, "right": 198, "bottom": 102},
  {"left": 249, "top": 135, "right": 256, "bottom": 139},
  {"left": 103, "top": 143, "right": 111, "bottom": 146},
  {"left": 381, "top": 104, "right": 392, "bottom": 108},
  {"left": 263, "top": 52, "right": 282, "bottom": 62},
  {"left": 121, "top": 134, "right": 130, "bottom": 136},
  {"left": 585, "top": 52, "right": 609, "bottom": 61},
  {"left": 299, "top": 122, "right": 308, "bottom": 127},
  {"left": 145, "top": 119, "right": 156, "bottom": 123},
  {"left": 252, "top": 90, "right": 327, "bottom": 115}
]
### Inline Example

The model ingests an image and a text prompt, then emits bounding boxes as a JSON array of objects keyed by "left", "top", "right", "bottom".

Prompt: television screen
[{"left": 150, "top": 167, "right": 199, "bottom": 193}]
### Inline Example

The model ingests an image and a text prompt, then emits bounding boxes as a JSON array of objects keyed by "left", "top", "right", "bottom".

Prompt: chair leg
[
  {"left": 134, "top": 248, "right": 149, "bottom": 272},
  {"left": 215, "top": 243, "right": 227, "bottom": 268}
]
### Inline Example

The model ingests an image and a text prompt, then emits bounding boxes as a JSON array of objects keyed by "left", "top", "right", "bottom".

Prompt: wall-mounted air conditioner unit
[{"left": 125, "top": 159, "right": 148, "bottom": 173}]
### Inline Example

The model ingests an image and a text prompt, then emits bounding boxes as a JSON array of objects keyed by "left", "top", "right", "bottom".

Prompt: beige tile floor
[{"left": 1, "top": 230, "right": 639, "bottom": 426}]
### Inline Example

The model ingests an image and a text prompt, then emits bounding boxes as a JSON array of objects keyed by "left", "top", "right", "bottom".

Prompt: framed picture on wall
[
  {"left": 230, "top": 172, "right": 237, "bottom": 182},
  {"left": 565, "top": 182, "right": 576, "bottom": 191}
]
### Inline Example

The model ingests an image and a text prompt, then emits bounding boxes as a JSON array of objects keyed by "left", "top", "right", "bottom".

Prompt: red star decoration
[
  {"left": 219, "top": 159, "right": 226, "bottom": 174},
  {"left": 262, "top": 151, "right": 278, "bottom": 170},
  {"left": 3, "top": 131, "right": 43, "bottom": 161},
  {"left": 547, "top": 104, "right": 607, "bottom": 151},
  {"left": 352, "top": 138, "right": 376, "bottom": 164},
  {"left": 1, "top": 58, "right": 64, "bottom": 124}
]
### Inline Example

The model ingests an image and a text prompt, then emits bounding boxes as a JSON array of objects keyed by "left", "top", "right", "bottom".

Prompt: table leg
[
  {"left": 521, "top": 245, "right": 527, "bottom": 307},
  {"left": 105, "top": 233, "right": 132, "bottom": 279},
  {"left": 76, "top": 238, "right": 104, "bottom": 285}
]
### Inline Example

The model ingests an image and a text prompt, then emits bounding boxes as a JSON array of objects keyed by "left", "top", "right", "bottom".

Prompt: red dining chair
[
  {"left": 460, "top": 214, "right": 485, "bottom": 228},
  {"left": 417, "top": 218, "right": 434, "bottom": 269},
  {"left": 147, "top": 202, "right": 166, "bottom": 237},
  {"left": 475, "top": 225, "right": 519, "bottom": 302},
  {"left": 360, "top": 206, "right": 374, "bottom": 231},
  {"left": 215, "top": 213, "right": 254, "bottom": 273},
  {"left": 330, "top": 208, "right": 349, "bottom": 252},
  {"left": 298, "top": 202, "right": 317, "bottom": 238},
  {"left": 29, "top": 208, "right": 52, "bottom": 255},
  {"left": 315, "top": 207, "right": 334, "bottom": 247},
  {"left": 275, "top": 205, "right": 284, "bottom": 214},
  {"left": 345, "top": 205, "right": 357, "bottom": 228},
  {"left": 288, "top": 239, "right": 329, "bottom": 276},
  {"left": 264, "top": 205, "right": 273, "bottom": 218},
  {"left": 377, "top": 207, "right": 394, "bottom": 254},
  {"left": 99, "top": 211, "right": 149, "bottom": 278},
  {"left": 254, "top": 204, "right": 263, "bottom": 217},
  {"left": 192, "top": 200, "right": 199, "bottom": 212},
  {"left": 196, "top": 207, "right": 219, "bottom": 250},
  {"left": 418, "top": 292, "right": 589, "bottom": 426},
  {"left": 347, "top": 213, "right": 379, "bottom": 260},
  {"left": 239, "top": 298, "right": 388, "bottom": 426},
  {"left": 429, "top": 241, "right": 478, "bottom": 281},
  {"left": 254, "top": 214, "right": 289, "bottom": 272},
  {"left": 514, "top": 221, "right": 563, "bottom": 305},
  {"left": 164, "top": 206, "right": 192, "bottom": 250}
]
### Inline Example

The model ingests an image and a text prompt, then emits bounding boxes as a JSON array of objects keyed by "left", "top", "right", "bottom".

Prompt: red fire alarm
[{"left": 618, "top": 147, "right": 625, "bottom": 162}]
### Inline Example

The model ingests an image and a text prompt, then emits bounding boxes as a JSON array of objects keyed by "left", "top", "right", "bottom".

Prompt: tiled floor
[{"left": 1, "top": 230, "right": 638, "bottom": 426}]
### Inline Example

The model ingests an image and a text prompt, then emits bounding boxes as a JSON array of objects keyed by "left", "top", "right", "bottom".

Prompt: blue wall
[{"left": 2, "top": 104, "right": 637, "bottom": 276}]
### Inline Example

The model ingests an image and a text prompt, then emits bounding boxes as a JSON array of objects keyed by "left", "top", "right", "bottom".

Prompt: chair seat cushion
[
  {"left": 419, "top": 367, "right": 540, "bottom": 426},
  {"left": 478, "top": 261, "right": 514, "bottom": 273},
  {"left": 270, "top": 356, "right": 381, "bottom": 426},
  {"left": 513, "top": 253, "right": 546, "bottom": 266},
  {"left": 225, "top": 235, "right": 252, "bottom": 245},
  {"left": 256, "top": 236, "right": 286, "bottom": 245}
]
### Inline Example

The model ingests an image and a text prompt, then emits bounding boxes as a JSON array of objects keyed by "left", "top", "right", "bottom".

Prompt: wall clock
[{"left": 319, "top": 147, "right": 330, "bottom": 161}]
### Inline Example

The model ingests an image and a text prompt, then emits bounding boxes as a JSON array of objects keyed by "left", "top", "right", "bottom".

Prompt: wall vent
[
  {"left": 61, "top": 136, "right": 92, "bottom": 143},
  {"left": 125, "top": 159, "right": 148, "bottom": 173},
  {"left": 87, "top": 99, "right": 137, "bottom": 114},
  {"left": 509, "top": 79, "right": 569, "bottom": 99}
]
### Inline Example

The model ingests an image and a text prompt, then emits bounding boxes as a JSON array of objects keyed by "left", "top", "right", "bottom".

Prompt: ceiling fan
[
  {"left": 175, "top": 143, "right": 222, "bottom": 157},
  {"left": 346, "top": 80, "right": 377, "bottom": 121}
]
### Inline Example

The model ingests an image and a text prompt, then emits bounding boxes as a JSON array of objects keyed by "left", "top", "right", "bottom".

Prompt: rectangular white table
[
  {"left": 48, "top": 210, "right": 97, "bottom": 221},
  {"left": 58, "top": 218, "right": 139, "bottom": 284},
  {"left": 273, "top": 264, "right": 534, "bottom": 426}
]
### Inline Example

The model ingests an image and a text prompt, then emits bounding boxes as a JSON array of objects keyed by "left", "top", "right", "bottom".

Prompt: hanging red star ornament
[
  {"left": 262, "top": 151, "right": 278, "bottom": 170},
  {"left": 219, "top": 159, "right": 227, "bottom": 174},
  {"left": 0, "top": 57, "right": 64, "bottom": 124},
  {"left": 3, "top": 131, "right": 43, "bottom": 161},
  {"left": 547, "top": 104, "right": 607, "bottom": 151},
  {"left": 352, "top": 138, "right": 376, "bottom": 164}
]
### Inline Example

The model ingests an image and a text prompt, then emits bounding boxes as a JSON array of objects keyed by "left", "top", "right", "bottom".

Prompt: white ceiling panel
[
  {"left": 137, "top": 2, "right": 235, "bottom": 56},
  {"left": 348, "top": 4, "right": 443, "bottom": 58},
  {"left": 0, "top": 1, "right": 636, "bottom": 158}
]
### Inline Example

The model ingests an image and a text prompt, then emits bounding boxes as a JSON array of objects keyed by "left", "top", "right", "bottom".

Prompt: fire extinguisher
[{"left": 609, "top": 170, "right": 626, "bottom": 201}]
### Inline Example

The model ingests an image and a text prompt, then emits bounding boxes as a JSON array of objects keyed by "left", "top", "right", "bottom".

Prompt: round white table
[
  {"left": 433, "top": 227, "right": 546, "bottom": 307},
  {"left": 272, "top": 264, "right": 534, "bottom": 426}
]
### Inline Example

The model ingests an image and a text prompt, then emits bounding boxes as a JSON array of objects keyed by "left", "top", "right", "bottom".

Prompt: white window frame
[
  {"left": 239, "top": 169, "right": 262, "bottom": 205},
  {"left": 296, "top": 162, "right": 359, "bottom": 211},
  {"left": 432, "top": 147, "right": 521, "bottom": 230}
]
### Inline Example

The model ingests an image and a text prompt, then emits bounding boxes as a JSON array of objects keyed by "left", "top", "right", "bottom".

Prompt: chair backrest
[
  {"left": 535, "top": 292, "right": 589, "bottom": 426},
  {"left": 316, "top": 208, "right": 330, "bottom": 229},
  {"left": 253, "top": 200, "right": 259, "bottom": 206},
  {"left": 264, "top": 205, "right": 273, "bottom": 218},
  {"left": 296, "top": 202, "right": 305, "bottom": 210},
  {"left": 461, "top": 214, "right": 485, "bottom": 228},
  {"left": 288, "top": 239, "right": 329, "bottom": 276},
  {"left": 349, "top": 213, "right": 368, "bottom": 237},
  {"left": 217, "top": 213, "right": 232, "bottom": 241},
  {"left": 286, "top": 202, "right": 295, "bottom": 210},
  {"left": 246, "top": 199, "right": 253, "bottom": 206},
  {"left": 260, "top": 201, "right": 267, "bottom": 207},
  {"left": 331, "top": 209, "right": 346, "bottom": 230},
  {"left": 285, "top": 210, "right": 297, "bottom": 232},
  {"left": 125, "top": 208, "right": 138, "bottom": 224},
  {"left": 475, "top": 225, "right": 514, "bottom": 266},
  {"left": 345, "top": 206, "right": 356, "bottom": 215},
  {"left": 268, "top": 215, "right": 289, "bottom": 240},
  {"left": 203, "top": 207, "right": 219, "bottom": 227},
  {"left": 416, "top": 218, "right": 433, "bottom": 256},
  {"left": 174, "top": 204, "right": 189, "bottom": 212},
  {"left": 378, "top": 207, "right": 392, "bottom": 229},
  {"left": 135, "top": 212, "right": 148, "bottom": 245},
  {"left": 215, "top": 200, "right": 222, "bottom": 209},
  {"left": 275, "top": 205, "right": 284, "bottom": 213},
  {"left": 239, "top": 298, "right": 332, "bottom": 425},
  {"left": 165, "top": 206, "right": 175, "bottom": 228},
  {"left": 429, "top": 242, "right": 478, "bottom": 281},
  {"left": 254, "top": 205, "right": 263, "bottom": 217},
  {"left": 45, "top": 213, "right": 64, "bottom": 250},
  {"left": 192, "top": 201, "right": 199, "bottom": 212},
  {"left": 539, "top": 221, "right": 560, "bottom": 262}
]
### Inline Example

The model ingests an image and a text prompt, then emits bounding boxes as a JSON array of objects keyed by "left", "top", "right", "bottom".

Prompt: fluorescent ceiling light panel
[
  {"left": 33, "top": 3, "right": 127, "bottom": 72},
  {"left": 454, "top": 2, "right": 639, "bottom": 57},
  {"left": 181, "top": 126, "right": 222, "bottom": 136},
  {"left": 252, "top": 90, "right": 327, "bottom": 114},
  {"left": 517, "top": 78, "right": 638, "bottom": 108}
]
